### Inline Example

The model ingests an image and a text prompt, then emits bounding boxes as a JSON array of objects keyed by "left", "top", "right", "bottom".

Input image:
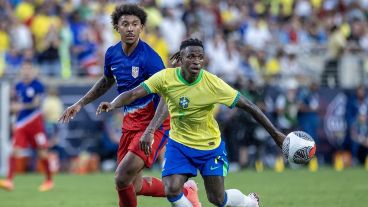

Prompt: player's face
[
  {"left": 181, "top": 46, "right": 204, "bottom": 77},
  {"left": 116, "top": 15, "right": 143, "bottom": 45},
  {"left": 20, "top": 63, "right": 35, "bottom": 83}
]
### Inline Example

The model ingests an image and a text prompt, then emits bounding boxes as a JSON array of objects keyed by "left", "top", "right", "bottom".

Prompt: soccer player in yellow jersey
[{"left": 97, "top": 38, "right": 286, "bottom": 207}]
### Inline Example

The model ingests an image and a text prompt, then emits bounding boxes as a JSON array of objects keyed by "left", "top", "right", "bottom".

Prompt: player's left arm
[
  {"left": 236, "top": 95, "right": 285, "bottom": 148},
  {"left": 96, "top": 86, "right": 148, "bottom": 115},
  {"left": 21, "top": 95, "right": 42, "bottom": 110}
]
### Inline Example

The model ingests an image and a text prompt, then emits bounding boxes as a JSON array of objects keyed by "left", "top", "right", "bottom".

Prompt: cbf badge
[
  {"left": 132, "top": 66, "right": 139, "bottom": 78},
  {"left": 179, "top": 97, "right": 190, "bottom": 109}
]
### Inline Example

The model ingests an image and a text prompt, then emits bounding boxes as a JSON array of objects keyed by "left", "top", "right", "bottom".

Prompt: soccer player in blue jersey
[
  {"left": 96, "top": 38, "right": 286, "bottom": 207},
  {"left": 0, "top": 62, "right": 54, "bottom": 192},
  {"left": 59, "top": 4, "right": 200, "bottom": 207}
]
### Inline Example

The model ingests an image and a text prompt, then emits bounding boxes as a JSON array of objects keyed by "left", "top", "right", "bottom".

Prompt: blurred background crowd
[{"left": 1, "top": 0, "right": 368, "bottom": 173}]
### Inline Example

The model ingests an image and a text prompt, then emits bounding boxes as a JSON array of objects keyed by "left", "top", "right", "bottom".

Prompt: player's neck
[
  {"left": 121, "top": 39, "right": 140, "bottom": 56},
  {"left": 181, "top": 70, "right": 198, "bottom": 84},
  {"left": 23, "top": 78, "right": 34, "bottom": 84}
]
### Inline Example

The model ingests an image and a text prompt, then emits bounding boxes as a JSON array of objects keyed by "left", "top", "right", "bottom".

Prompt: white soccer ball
[{"left": 282, "top": 131, "right": 316, "bottom": 165}]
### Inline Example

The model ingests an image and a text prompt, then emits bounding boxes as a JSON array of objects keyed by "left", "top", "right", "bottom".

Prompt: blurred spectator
[
  {"left": 297, "top": 82, "right": 320, "bottom": 147},
  {"left": 142, "top": 0, "right": 163, "bottom": 30},
  {"left": 72, "top": 28, "right": 99, "bottom": 77},
  {"left": 160, "top": 7, "right": 186, "bottom": 54},
  {"left": 279, "top": 49, "right": 304, "bottom": 84},
  {"left": 98, "top": 111, "right": 122, "bottom": 170},
  {"left": 14, "top": 0, "right": 34, "bottom": 24},
  {"left": 9, "top": 17, "right": 33, "bottom": 51},
  {"left": 350, "top": 110, "right": 368, "bottom": 165},
  {"left": 59, "top": 13, "right": 73, "bottom": 79},
  {"left": 221, "top": 38, "right": 241, "bottom": 84},
  {"left": 142, "top": 26, "right": 170, "bottom": 66},
  {"left": 244, "top": 18, "right": 271, "bottom": 50},
  {"left": 205, "top": 32, "right": 227, "bottom": 76},
  {"left": 275, "top": 80, "right": 299, "bottom": 133},
  {"left": 323, "top": 25, "right": 346, "bottom": 87},
  {"left": 41, "top": 85, "right": 66, "bottom": 169},
  {"left": 37, "top": 24, "right": 61, "bottom": 77},
  {"left": 0, "top": 21, "right": 10, "bottom": 53},
  {"left": 41, "top": 85, "right": 63, "bottom": 144},
  {"left": 346, "top": 85, "right": 368, "bottom": 163}
]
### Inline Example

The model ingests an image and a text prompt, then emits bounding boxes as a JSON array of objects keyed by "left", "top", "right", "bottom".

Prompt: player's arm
[
  {"left": 78, "top": 75, "right": 115, "bottom": 106},
  {"left": 236, "top": 95, "right": 285, "bottom": 148},
  {"left": 23, "top": 95, "right": 42, "bottom": 109},
  {"left": 59, "top": 75, "right": 115, "bottom": 123},
  {"left": 96, "top": 85, "right": 148, "bottom": 115},
  {"left": 11, "top": 95, "right": 42, "bottom": 113},
  {"left": 140, "top": 97, "right": 169, "bottom": 155}
]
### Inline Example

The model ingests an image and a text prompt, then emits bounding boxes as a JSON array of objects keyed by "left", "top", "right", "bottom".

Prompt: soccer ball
[{"left": 282, "top": 131, "right": 316, "bottom": 165}]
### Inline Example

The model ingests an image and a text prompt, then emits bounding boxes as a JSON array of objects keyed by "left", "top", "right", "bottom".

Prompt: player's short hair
[
  {"left": 179, "top": 38, "right": 204, "bottom": 51},
  {"left": 111, "top": 4, "right": 147, "bottom": 29},
  {"left": 170, "top": 38, "right": 204, "bottom": 65}
]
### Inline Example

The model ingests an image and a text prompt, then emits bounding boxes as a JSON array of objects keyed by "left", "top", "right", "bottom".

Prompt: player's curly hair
[
  {"left": 170, "top": 38, "right": 204, "bottom": 65},
  {"left": 111, "top": 4, "right": 147, "bottom": 31}
]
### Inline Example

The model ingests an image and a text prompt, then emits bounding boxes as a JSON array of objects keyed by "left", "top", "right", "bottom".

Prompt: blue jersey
[
  {"left": 104, "top": 40, "right": 167, "bottom": 131},
  {"left": 15, "top": 79, "right": 44, "bottom": 122}
]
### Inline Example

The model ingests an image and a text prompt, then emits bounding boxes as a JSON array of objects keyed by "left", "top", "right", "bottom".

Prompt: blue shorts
[{"left": 162, "top": 138, "right": 229, "bottom": 177}]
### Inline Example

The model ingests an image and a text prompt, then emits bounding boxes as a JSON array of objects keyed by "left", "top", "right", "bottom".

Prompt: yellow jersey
[{"left": 142, "top": 67, "right": 240, "bottom": 150}]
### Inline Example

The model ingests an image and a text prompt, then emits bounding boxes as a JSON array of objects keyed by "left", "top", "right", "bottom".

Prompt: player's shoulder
[
  {"left": 155, "top": 67, "right": 175, "bottom": 76},
  {"left": 32, "top": 79, "right": 44, "bottom": 89},
  {"left": 201, "top": 69, "right": 229, "bottom": 90},
  {"left": 29, "top": 78, "right": 41, "bottom": 85},
  {"left": 106, "top": 42, "right": 121, "bottom": 54},
  {"left": 139, "top": 40, "right": 161, "bottom": 57},
  {"left": 15, "top": 81, "right": 23, "bottom": 89},
  {"left": 202, "top": 69, "right": 220, "bottom": 81},
  {"left": 106, "top": 42, "right": 121, "bottom": 55}
]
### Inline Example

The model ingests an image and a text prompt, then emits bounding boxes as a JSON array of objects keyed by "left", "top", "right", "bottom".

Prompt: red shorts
[
  {"left": 117, "top": 129, "right": 168, "bottom": 168},
  {"left": 13, "top": 113, "right": 48, "bottom": 149}
]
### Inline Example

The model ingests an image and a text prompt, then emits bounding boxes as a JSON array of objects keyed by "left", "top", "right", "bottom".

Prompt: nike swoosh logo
[
  {"left": 111, "top": 67, "right": 117, "bottom": 70},
  {"left": 210, "top": 166, "right": 221, "bottom": 170}
]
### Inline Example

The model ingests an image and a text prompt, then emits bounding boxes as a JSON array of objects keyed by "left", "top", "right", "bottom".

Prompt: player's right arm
[
  {"left": 96, "top": 85, "right": 148, "bottom": 115},
  {"left": 236, "top": 96, "right": 285, "bottom": 148},
  {"left": 59, "top": 75, "right": 115, "bottom": 123},
  {"left": 96, "top": 69, "right": 165, "bottom": 115},
  {"left": 140, "top": 97, "right": 169, "bottom": 155}
]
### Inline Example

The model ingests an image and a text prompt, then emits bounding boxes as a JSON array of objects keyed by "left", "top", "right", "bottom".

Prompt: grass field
[{"left": 0, "top": 167, "right": 367, "bottom": 207}]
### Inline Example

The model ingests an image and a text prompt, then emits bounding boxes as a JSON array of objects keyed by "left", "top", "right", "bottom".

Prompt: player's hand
[
  {"left": 140, "top": 131, "right": 154, "bottom": 156},
  {"left": 59, "top": 103, "right": 82, "bottom": 123},
  {"left": 96, "top": 102, "right": 114, "bottom": 115},
  {"left": 276, "top": 131, "right": 287, "bottom": 148}
]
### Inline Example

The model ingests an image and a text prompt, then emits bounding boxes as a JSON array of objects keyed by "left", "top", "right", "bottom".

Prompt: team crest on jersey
[
  {"left": 179, "top": 97, "right": 190, "bottom": 109},
  {"left": 26, "top": 87, "right": 35, "bottom": 98},
  {"left": 132, "top": 66, "right": 139, "bottom": 78}
]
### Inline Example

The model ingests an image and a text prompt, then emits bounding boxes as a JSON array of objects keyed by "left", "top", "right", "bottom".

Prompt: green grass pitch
[{"left": 0, "top": 168, "right": 367, "bottom": 207}]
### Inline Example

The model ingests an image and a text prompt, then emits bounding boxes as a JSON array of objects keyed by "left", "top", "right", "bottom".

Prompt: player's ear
[{"left": 180, "top": 50, "right": 185, "bottom": 60}]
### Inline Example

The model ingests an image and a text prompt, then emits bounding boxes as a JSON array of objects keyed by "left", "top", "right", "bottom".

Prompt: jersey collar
[{"left": 176, "top": 67, "right": 203, "bottom": 86}]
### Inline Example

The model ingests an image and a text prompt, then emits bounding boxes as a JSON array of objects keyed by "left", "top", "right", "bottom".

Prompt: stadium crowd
[{"left": 1, "top": 0, "right": 368, "bottom": 172}]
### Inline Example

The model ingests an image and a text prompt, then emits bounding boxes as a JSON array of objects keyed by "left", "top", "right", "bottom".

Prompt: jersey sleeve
[
  {"left": 141, "top": 69, "right": 165, "bottom": 94},
  {"left": 145, "top": 50, "right": 165, "bottom": 77},
  {"left": 35, "top": 80, "right": 45, "bottom": 95},
  {"left": 103, "top": 47, "right": 113, "bottom": 78},
  {"left": 211, "top": 75, "right": 240, "bottom": 108}
]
